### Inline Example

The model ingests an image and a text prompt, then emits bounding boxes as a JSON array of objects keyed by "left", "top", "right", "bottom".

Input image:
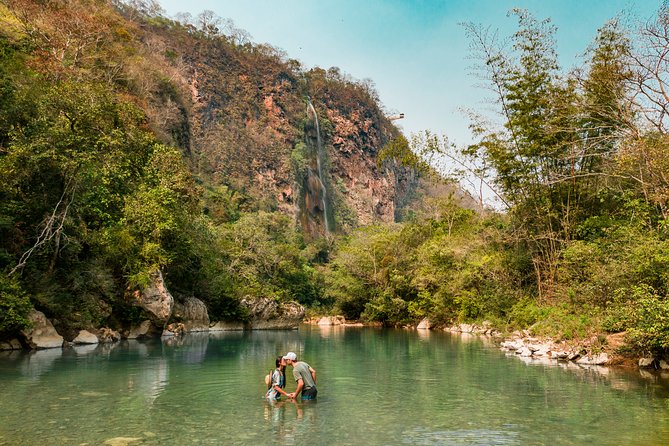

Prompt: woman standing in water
[{"left": 266, "top": 356, "right": 289, "bottom": 400}]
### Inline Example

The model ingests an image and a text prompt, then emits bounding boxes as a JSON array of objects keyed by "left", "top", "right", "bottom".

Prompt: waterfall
[{"left": 307, "top": 99, "right": 331, "bottom": 234}]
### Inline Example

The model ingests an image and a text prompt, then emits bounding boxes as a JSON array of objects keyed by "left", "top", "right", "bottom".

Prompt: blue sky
[{"left": 158, "top": 0, "right": 661, "bottom": 147}]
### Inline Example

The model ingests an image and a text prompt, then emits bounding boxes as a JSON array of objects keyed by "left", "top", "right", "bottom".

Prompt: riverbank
[{"left": 307, "top": 315, "right": 669, "bottom": 373}]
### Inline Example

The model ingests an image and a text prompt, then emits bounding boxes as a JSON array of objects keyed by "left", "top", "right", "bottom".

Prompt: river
[{"left": 1, "top": 326, "right": 668, "bottom": 445}]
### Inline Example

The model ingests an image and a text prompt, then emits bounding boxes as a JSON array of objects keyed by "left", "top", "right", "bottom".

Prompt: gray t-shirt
[{"left": 292, "top": 361, "right": 316, "bottom": 389}]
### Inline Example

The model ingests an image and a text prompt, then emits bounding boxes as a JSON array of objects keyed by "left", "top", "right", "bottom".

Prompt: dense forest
[{"left": 2, "top": 0, "right": 669, "bottom": 359}]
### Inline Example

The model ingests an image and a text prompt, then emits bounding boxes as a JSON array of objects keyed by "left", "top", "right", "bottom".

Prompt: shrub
[{"left": 0, "top": 274, "right": 32, "bottom": 337}]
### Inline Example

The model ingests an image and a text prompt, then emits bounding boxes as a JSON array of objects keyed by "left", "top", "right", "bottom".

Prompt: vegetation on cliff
[{"left": 0, "top": 0, "right": 414, "bottom": 338}]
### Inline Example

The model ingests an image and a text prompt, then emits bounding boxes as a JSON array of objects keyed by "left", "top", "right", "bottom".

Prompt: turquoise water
[{"left": 1, "top": 326, "right": 669, "bottom": 445}]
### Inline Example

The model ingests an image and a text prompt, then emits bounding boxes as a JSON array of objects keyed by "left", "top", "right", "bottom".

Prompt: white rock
[
  {"left": 459, "top": 324, "right": 474, "bottom": 333},
  {"left": 577, "top": 353, "right": 609, "bottom": 365},
  {"left": 417, "top": 318, "right": 431, "bottom": 330},
  {"left": 20, "top": 310, "right": 63, "bottom": 349},
  {"left": 318, "top": 316, "right": 334, "bottom": 326},
  {"left": 73, "top": 330, "right": 98, "bottom": 344},
  {"left": 517, "top": 347, "right": 533, "bottom": 357},
  {"left": 639, "top": 357, "right": 655, "bottom": 367},
  {"left": 659, "top": 360, "right": 669, "bottom": 370}
]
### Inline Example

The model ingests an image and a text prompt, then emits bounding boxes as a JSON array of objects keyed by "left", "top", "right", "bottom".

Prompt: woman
[{"left": 265, "top": 356, "right": 289, "bottom": 400}]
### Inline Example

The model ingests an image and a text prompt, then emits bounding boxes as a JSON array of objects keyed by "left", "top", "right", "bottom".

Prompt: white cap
[{"left": 282, "top": 351, "right": 297, "bottom": 361}]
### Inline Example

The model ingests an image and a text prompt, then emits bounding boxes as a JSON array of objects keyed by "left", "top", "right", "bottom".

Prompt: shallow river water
[{"left": 1, "top": 326, "right": 669, "bottom": 445}]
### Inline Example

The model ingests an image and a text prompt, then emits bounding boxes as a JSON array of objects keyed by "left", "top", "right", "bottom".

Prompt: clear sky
[{"left": 157, "top": 0, "right": 661, "bottom": 147}]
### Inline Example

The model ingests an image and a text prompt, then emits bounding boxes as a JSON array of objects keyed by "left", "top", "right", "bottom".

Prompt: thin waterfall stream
[{"left": 307, "top": 99, "right": 331, "bottom": 234}]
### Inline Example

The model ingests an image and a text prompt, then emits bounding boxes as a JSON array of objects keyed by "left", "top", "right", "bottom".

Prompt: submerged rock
[{"left": 20, "top": 310, "right": 64, "bottom": 349}]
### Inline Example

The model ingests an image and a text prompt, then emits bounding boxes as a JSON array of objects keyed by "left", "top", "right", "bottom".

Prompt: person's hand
[{"left": 288, "top": 392, "right": 295, "bottom": 399}]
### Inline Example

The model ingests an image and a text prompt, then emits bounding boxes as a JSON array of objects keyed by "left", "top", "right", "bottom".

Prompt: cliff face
[{"left": 134, "top": 13, "right": 417, "bottom": 237}]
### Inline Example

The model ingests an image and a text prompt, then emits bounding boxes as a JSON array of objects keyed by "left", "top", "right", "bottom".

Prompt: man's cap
[{"left": 283, "top": 351, "right": 297, "bottom": 361}]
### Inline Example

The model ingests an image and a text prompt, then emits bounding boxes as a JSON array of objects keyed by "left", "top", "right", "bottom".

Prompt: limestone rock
[
  {"left": 639, "top": 357, "right": 655, "bottom": 368},
  {"left": 659, "top": 360, "right": 669, "bottom": 370},
  {"left": 183, "top": 297, "right": 210, "bottom": 332},
  {"left": 98, "top": 327, "right": 121, "bottom": 343},
  {"left": 127, "top": 320, "right": 158, "bottom": 339},
  {"left": 20, "top": 310, "right": 63, "bottom": 349},
  {"left": 318, "top": 316, "right": 334, "bottom": 326},
  {"left": 576, "top": 353, "right": 609, "bottom": 365},
  {"left": 0, "top": 338, "right": 22, "bottom": 350},
  {"left": 132, "top": 270, "right": 174, "bottom": 325},
  {"left": 73, "top": 330, "right": 98, "bottom": 344},
  {"left": 209, "top": 321, "right": 245, "bottom": 331},
  {"left": 417, "top": 318, "right": 431, "bottom": 330},
  {"left": 241, "top": 297, "right": 305, "bottom": 329},
  {"left": 516, "top": 347, "right": 533, "bottom": 357}
]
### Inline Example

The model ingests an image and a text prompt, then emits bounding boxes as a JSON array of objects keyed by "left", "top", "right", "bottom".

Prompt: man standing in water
[{"left": 283, "top": 351, "right": 317, "bottom": 400}]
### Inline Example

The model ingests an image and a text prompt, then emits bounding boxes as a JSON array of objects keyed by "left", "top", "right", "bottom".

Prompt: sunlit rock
[
  {"left": 318, "top": 316, "right": 334, "bottom": 326},
  {"left": 98, "top": 327, "right": 121, "bottom": 343},
  {"left": 576, "top": 353, "right": 609, "bottom": 365},
  {"left": 659, "top": 360, "right": 669, "bottom": 370},
  {"left": 517, "top": 347, "right": 533, "bottom": 357},
  {"left": 639, "top": 357, "right": 654, "bottom": 368},
  {"left": 417, "top": 319, "right": 431, "bottom": 330},
  {"left": 20, "top": 310, "right": 63, "bottom": 349},
  {"left": 132, "top": 270, "right": 174, "bottom": 324},
  {"left": 73, "top": 330, "right": 98, "bottom": 344}
]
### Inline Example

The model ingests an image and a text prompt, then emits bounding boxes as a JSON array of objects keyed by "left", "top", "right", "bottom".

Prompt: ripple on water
[{"left": 402, "top": 427, "right": 520, "bottom": 445}]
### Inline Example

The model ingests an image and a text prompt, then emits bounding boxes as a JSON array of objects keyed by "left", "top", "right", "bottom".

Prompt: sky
[{"left": 157, "top": 0, "right": 661, "bottom": 148}]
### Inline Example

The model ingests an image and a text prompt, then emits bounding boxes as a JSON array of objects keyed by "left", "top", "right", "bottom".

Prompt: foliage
[{"left": 0, "top": 274, "right": 32, "bottom": 336}]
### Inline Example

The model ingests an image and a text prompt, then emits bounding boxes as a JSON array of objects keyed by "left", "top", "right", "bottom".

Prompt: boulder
[
  {"left": 241, "top": 297, "right": 305, "bottom": 329},
  {"left": 72, "top": 330, "right": 98, "bottom": 345},
  {"left": 516, "top": 346, "right": 533, "bottom": 357},
  {"left": 98, "top": 327, "right": 121, "bottom": 343},
  {"left": 576, "top": 353, "right": 609, "bottom": 365},
  {"left": 131, "top": 270, "right": 173, "bottom": 325},
  {"left": 659, "top": 360, "right": 669, "bottom": 370},
  {"left": 639, "top": 357, "right": 655, "bottom": 368},
  {"left": 0, "top": 338, "right": 22, "bottom": 350},
  {"left": 20, "top": 310, "right": 64, "bottom": 349},
  {"left": 209, "top": 321, "right": 245, "bottom": 331},
  {"left": 417, "top": 318, "right": 431, "bottom": 330},
  {"left": 318, "top": 316, "right": 334, "bottom": 326},
  {"left": 182, "top": 297, "right": 210, "bottom": 332},
  {"left": 126, "top": 320, "right": 158, "bottom": 339}
]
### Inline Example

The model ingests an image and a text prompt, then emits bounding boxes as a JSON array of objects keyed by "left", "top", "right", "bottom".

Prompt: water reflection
[
  {"left": 20, "top": 348, "right": 62, "bottom": 380},
  {"left": 263, "top": 399, "right": 317, "bottom": 444}
]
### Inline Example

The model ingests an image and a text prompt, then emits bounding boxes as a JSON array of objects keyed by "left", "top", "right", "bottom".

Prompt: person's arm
[
  {"left": 290, "top": 378, "right": 304, "bottom": 399},
  {"left": 273, "top": 383, "right": 289, "bottom": 397},
  {"left": 309, "top": 367, "right": 316, "bottom": 384}
]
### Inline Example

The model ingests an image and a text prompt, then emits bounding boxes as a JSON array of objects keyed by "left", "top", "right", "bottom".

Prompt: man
[{"left": 283, "top": 351, "right": 317, "bottom": 400}]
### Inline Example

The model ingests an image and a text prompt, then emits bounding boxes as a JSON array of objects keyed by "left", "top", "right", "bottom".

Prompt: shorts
[{"left": 301, "top": 386, "right": 317, "bottom": 400}]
